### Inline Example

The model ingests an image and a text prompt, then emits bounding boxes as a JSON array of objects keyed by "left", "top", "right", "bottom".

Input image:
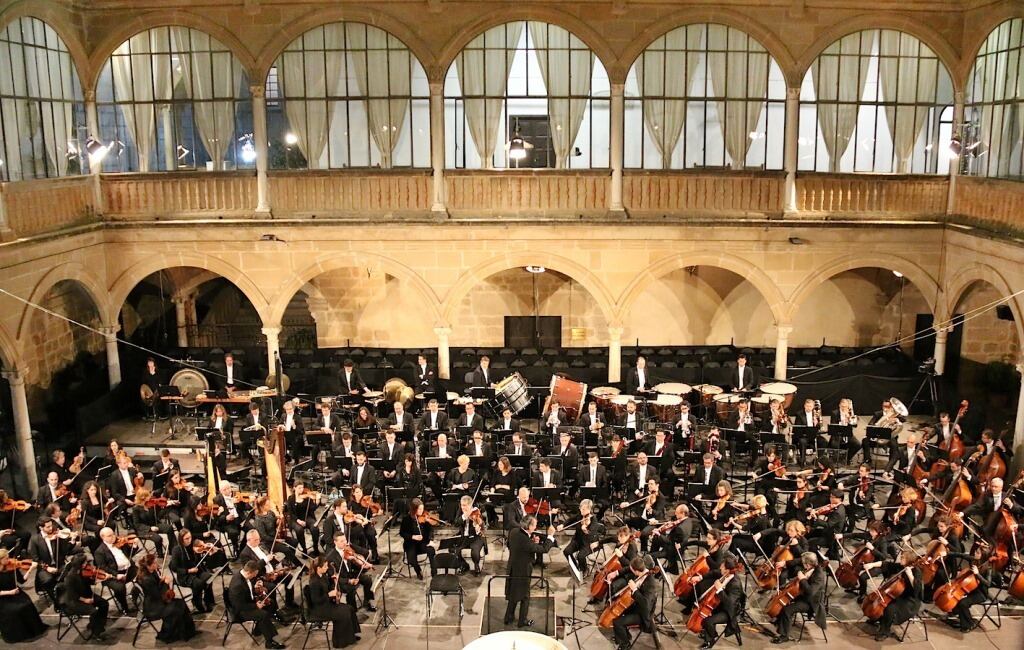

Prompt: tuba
[{"left": 384, "top": 377, "right": 415, "bottom": 408}]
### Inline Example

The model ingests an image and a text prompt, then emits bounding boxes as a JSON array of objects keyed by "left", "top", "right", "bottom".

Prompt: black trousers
[
  {"left": 613, "top": 611, "right": 647, "bottom": 646},
  {"left": 239, "top": 606, "right": 277, "bottom": 641},
  {"left": 503, "top": 594, "right": 529, "bottom": 625},
  {"left": 458, "top": 537, "right": 486, "bottom": 570},
  {"left": 775, "top": 600, "right": 811, "bottom": 638},
  {"left": 700, "top": 608, "right": 734, "bottom": 643},
  {"left": 339, "top": 574, "right": 374, "bottom": 606},
  {"left": 953, "top": 590, "right": 986, "bottom": 630},
  {"left": 101, "top": 577, "right": 130, "bottom": 611},
  {"left": 66, "top": 596, "right": 110, "bottom": 634},
  {"left": 403, "top": 540, "right": 436, "bottom": 576}
]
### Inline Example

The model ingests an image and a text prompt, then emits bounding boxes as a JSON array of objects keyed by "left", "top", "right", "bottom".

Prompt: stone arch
[
  {"left": 795, "top": 15, "right": 962, "bottom": 95},
  {"left": 0, "top": 323, "right": 21, "bottom": 371},
  {"left": 255, "top": 10, "right": 435, "bottom": 85},
  {"left": 269, "top": 253, "right": 443, "bottom": 327},
  {"left": 84, "top": 12, "right": 258, "bottom": 92},
  {"left": 15, "top": 262, "right": 112, "bottom": 343},
  {"left": 108, "top": 253, "right": 271, "bottom": 325},
  {"left": 621, "top": 9, "right": 798, "bottom": 87},
  {"left": 958, "top": 8, "right": 1024, "bottom": 87},
  {"left": 944, "top": 262, "right": 1024, "bottom": 346},
  {"left": 786, "top": 254, "right": 940, "bottom": 323},
  {"left": 616, "top": 252, "right": 787, "bottom": 327},
  {"left": 0, "top": 2, "right": 90, "bottom": 90},
  {"left": 441, "top": 252, "right": 616, "bottom": 327},
  {"left": 437, "top": 9, "right": 617, "bottom": 84}
]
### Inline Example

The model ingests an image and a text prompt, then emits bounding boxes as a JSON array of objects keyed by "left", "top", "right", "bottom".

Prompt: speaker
[{"left": 996, "top": 305, "right": 1015, "bottom": 321}]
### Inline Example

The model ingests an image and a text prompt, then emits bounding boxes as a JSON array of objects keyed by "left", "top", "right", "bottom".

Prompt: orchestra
[{"left": 0, "top": 368, "right": 1018, "bottom": 650}]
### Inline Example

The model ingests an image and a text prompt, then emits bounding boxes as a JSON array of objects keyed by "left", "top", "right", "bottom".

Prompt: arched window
[
  {"left": 798, "top": 29, "right": 954, "bottom": 174},
  {"left": 625, "top": 24, "right": 786, "bottom": 170},
  {"left": 444, "top": 22, "right": 609, "bottom": 169},
  {"left": 0, "top": 17, "right": 85, "bottom": 182},
  {"left": 965, "top": 18, "right": 1024, "bottom": 180},
  {"left": 267, "top": 23, "right": 429, "bottom": 169},
  {"left": 96, "top": 27, "right": 252, "bottom": 172}
]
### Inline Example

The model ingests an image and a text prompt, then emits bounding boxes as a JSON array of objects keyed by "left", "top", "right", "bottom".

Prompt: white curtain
[
  {"left": 878, "top": 32, "right": 938, "bottom": 173},
  {"left": 172, "top": 28, "right": 241, "bottom": 169},
  {"left": 813, "top": 31, "right": 874, "bottom": 172},
  {"left": 111, "top": 29, "right": 174, "bottom": 172},
  {"left": 347, "top": 24, "right": 410, "bottom": 169},
  {"left": 707, "top": 26, "right": 769, "bottom": 169},
  {"left": 634, "top": 27, "right": 702, "bottom": 168},
  {"left": 277, "top": 24, "right": 345, "bottom": 168},
  {"left": 528, "top": 23, "right": 593, "bottom": 168},
  {"left": 456, "top": 22, "right": 523, "bottom": 168}
]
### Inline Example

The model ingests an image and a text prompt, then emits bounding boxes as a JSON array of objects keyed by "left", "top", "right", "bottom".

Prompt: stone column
[
  {"left": 608, "top": 326, "right": 624, "bottom": 383},
  {"left": 774, "top": 324, "right": 793, "bottom": 380},
  {"left": 933, "top": 326, "right": 949, "bottom": 376},
  {"left": 84, "top": 89, "right": 104, "bottom": 213},
  {"left": 435, "top": 326, "right": 452, "bottom": 380},
  {"left": 2, "top": 370, "right": 37, "bottom": 497},
  {"left": 609, "top": 82, "right": 625, "bottom": 214},
  {"left": 251, "top": 83, "right": 272, "bottom": 214},
  {"left": 100, "top": 326, "right": 122, "bottom": 389},
  {"left": 1015, "top": 361, "right": 1024, "bottom": 472},
  {"left": 262, "top": 326, "right": 282, "bottom": 377},
  {"left": 161, "top": 106, "right": 176, "bottom": 171},
  {"left": 783, "top": 86, "right": 800, "bottom": 213},
  {"left": 172, "top": 294, "right": 189, "bottom": 348},
  {"left": 947, "top": 90, "right": 965, "bottom": 215},
  {"left": 429, "top": 82, "right": 447, "bottom": 215},
  {"left": 0, "top": 182, "right": 11, "bottom": 241}
]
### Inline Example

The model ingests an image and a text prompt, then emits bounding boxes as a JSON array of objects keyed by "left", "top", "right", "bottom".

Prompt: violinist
[
  {"left": 622, "top": 479, "right": 666, "bottom": 552},
  {"left": 695, "top": 555, "right": 744, "bottom": 650},
  {"left": 861, "top": 550, "right": 922, "bottom": 641},
  {"left": 394, "top": 452, "right": 425, "bottom": 515},
  {"left": 28, "top": 516, "right": 76, "bottom": 599},
  {"left": 106, "top": 453, "right": 142, "bottom": 508},
  {"left": 610, "top": 556, "right": 660, "bottom": 650},
  {"left": 725, "top": 495, "right": 771, "bottom": 558},
  {"left": 253, "top": 496, "right": 296, "bottom": 563},
  {"left": 47, "top": 449, "right": 75, "bottom": 487},
  {"left": 321, "top": 499, "right": 367, "bottom": 552},
  {"left": 228, "top": 560, "right": 285, "bottom": 649},
  {"left": 307, "top": 556, "right": 361, "bottom": 647},
  {"left": 0, "top": 548, "right": 47, "bottom": 642},
  {"left": 78, "top": 480, "right": 109, "bottom": 539},
  {"left": 103, "top": 440, "right": 123, "bottom": 469},
  {"left": 170, "top": 529, "right": 216, "bottom": 613},
  {"left": 94, "top": 527, "right": 137, "bottom": 615},
  {"left": 213, "top": 482, "right": 250, "bottom": 546},
  {"left": 37, "top": 471, "right": 74, "bottom": 509},
  {"left": 130, "top": 488, "right": 173, "bottom": 555},
  {"left": 239, "top": 529, "right": 297, "bottom": 610},
  {"left": 136, "top": 552, "right": 197, "bottom": 642},
  {"left": 325, "top": 532, "right": 376, "bottom": 612},
  {"left": 809, "top": 457, "right": 837, "bottom": 507},
  {"left": 883, "top": 487, "right": 921, "bottom": 538},
  {"left": 692, "top": 452, "right": 725, "bottom": 501},
  {"left": 680, "top": 529, "right": 732, "bottom": 614},
  {"left": 839, "top": 463, "right": 876, "bottom": 529},
  {"left": 347, "top": 485, "right": 381, "bottom": 563},
  {"left": 453, "top": 495, "right": 487, "bottom": 575},
  {"left": 61, "top": 554, "right": 109, "bottom": 640},
  {"left": 162, "top": 468, "right": 193, "bottom": 534},
  {"left": 399, "top": 498, "right": 437, "bottom": 580},
  {"left": 151, "top": 449, "right": 180, "bottom": 487},
  {"left": 753, "top": 444, "right": 784, "bottom": 515},
  {"left": 770, "top": 552, "right": 826, "bottom": 644},
  {"left": 805, "top": 490, "right": 846, "bottom": 559},
  {"left": 505, "top": 514, "right": 556, "bottom": 628},
  {"left": 707, "top": 480, "right": 737, "bottom": 527},
  {"left": 650, "top": 503, "right": 697, "bottom": 574},
  {"left": 560, "top": 498, "right": 605, "bottom": 575},
  {"left": 286, "top": 480, "right": 321, "bottom": 555},
  {"left": 0, "top": 490, "right": 31, "bottom": 554},
  {"left": 783, "top": 475, "right": 812, "bottom": 523}
]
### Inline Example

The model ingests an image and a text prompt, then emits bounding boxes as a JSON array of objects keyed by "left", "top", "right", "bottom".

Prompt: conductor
[{"left": 504, "top": 514, "right": 556, "bottom": 629}]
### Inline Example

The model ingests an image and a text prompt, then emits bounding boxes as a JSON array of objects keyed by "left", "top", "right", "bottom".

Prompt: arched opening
[{"left": 23, "top": 279, "right": 106, "bottom": 433}]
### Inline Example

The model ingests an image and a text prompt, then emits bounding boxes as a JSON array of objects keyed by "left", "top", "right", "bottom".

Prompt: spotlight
[
  {"left": 948, "top": 136, "right": 963, "bottom": 157},
  {"left": 525, "top": 266, "right": 546, "bottom": 274},
  {"left": 85, "top": 137, "right": 110, "bottom": 164},
  {"left": 508, "top": 134, "right": 527, "bottom": 161},
  {"left": 238, "top": 133, "right": 256, "bottom": 164},
  {"left": 176, "top": 144, "right": 190, "bottom": 160},
  {"left": 788, "top": 236, "right": 807, "bottom": 246},
  {"left": 892, "top": 270, "right": 904, "bottom": 278},
  {"left": 284, "top": 132, "right": 299, "bottom": 146},
  {"left": 109, "top": 140, "right": 125, "bottom": 157}
]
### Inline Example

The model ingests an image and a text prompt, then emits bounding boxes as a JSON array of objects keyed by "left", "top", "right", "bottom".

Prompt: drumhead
[
  {"left": 170, "top": 368, "right": 209, "bottom": 395},
  {"left": 698, "top": 384, "right": 724, "bottom": 395},
  {"left": 760, "top": 381, "right": 797, "bottom": 395},
  {"left": 655, "top": 394, "right": 683, "bottom": 405},
  {"left": 590, "top": 386, "right": 621, "bottom": 397},
  {"left": 713, "top": 393, "right": 742, "bottom": 404},
  {"left": 654, "top": 382, "right": 692, "bottom": 395},
  {"left": 364, "top": 390, "right": 384, "bottom": 398},
  {"left": 611, "top": 394, "right": 635, "bottom": 405}
]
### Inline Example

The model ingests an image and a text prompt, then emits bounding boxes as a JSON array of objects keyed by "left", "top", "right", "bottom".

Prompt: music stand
[
  {"left": 791, "top": 425, "right": 820, "bottom": 465},
  {"left": 468, "top": 455, "right": 490, "bottom": 475},
  {"left": 865, "top": 426, "right": 894, "bottom": 468},
  {"left": 559, "top": 551, "right": 592, "bottom": 647},
  {"left": 506, "top": 454, "right": 531, "bottom": 473},
  {"left": 469, "top": 387, "right": 496, "bottom": 401}
]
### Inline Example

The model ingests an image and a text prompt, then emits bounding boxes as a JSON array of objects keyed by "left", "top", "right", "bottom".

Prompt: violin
[
  {"left": 862, "top": 569, "right": 908, "bottom": 620},
  {"left": 524, "top": 496, "right": 552, "bottom": 516},
  {"left": 754, "top": 544, "right": 794, "bottom": 590},
  {"left": 341, "top": 546, "right": 374, "bottom": 571},
  {"left": 233, "top": 492, "right": 257, "bottom": 504},
  {"left": 687, "top": 564, "right": 743, "bottom": 634},
  {"left": 0, "top": 558, "right": 34, "bottom": 572},
  {"left": 769, "top": 457, "right": 786, "bottom": 478},
  {"left": 342, "top": 511, "right": 370, "bottom": 525},
  {"left": 195, "top": 503, "right": 221, "bottom": 519},
  {"left": 143, "top": 496, "right": 170, "bottom": 509},
  {"left": 0, "top": 499, "right": 32, "bottom": 512},
  {"left": 358, "top": 495, "right": 382, "bottom": 516},
  {"left": 66, "top": 504, "right": 82, "bottom": 528},
  {"left": 191, "top": 539, "right": 217, "bottom": 554},
  {"left": 764, "top": 576, "right": 802, "bottom": 618},
  {"left": 81, "top": 564, "right": 113, "bottom": 582},
  {"left": 598, "top": 569, "right": 650, "bottom": 628},
  {"left": 68, "top": 447, "right": 86, "bottom": 474},
  {"left": 807, "top": 502, "right": 841, "bottom": 519},
  {"left": 416, "top": 511, "right": 441, "bottom": 526},
  {"left": 592, "top": 531, "right": 640, "bottom": 600},
  {"left": 468, "top": 507, "right": 485, "bottom": 533},
  {"left": 114, "top": 534, "right": 138, "bottom": 549}
]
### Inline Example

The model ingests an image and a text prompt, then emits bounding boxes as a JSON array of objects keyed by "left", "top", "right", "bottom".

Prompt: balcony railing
[
  {"left": 795, "top": 173, "right": 949, "bottom": 219},
  {"left": 952, "top": 176, "right": 1024, "bottom": 235},
  {"left": 1, "top": 176, "right": 97, "bottom": 238},
  {"left": 622, "top": 170, "right": 784, "bottom": 218},
  {"left": 269, "top": 169, "right": 431, "bottom": 217},
  {"left": 102, "top": 172, "right": 256, "bottom": 219},
  {"left": 445, "top": 169, "right": 610, "bottom": 218}
]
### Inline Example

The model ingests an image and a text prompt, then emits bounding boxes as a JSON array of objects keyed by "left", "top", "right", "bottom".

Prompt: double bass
[
  {"left": 861, "top": 569, "right": 908, "bottom": 620},
  {"left": 926, "top": 401, "right": 968, "bottom": 488},
  {"left": 590, "top": 531, "right": 640, "bottom": 600},
  {"left": 686, "top": 564, "right": 743, "bottom": 634},
  {"left": 598, "top": 569, "right": 650, "bottom": 628}
]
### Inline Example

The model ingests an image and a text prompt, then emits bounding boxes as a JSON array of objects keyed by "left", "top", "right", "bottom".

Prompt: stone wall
[{"left": 957, "top": 282, "right": 1020, "bottom": 364}]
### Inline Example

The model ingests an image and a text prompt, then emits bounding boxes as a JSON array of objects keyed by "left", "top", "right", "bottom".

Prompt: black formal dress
[
  {"left": 308, "top": 574, "right": 360, "bottom": 647},
  {"left": 0, "top": 569, "right": 47, "bottom": 642},
  {"left": 139, "top": 571, "right": 196, "bottom": 642}
]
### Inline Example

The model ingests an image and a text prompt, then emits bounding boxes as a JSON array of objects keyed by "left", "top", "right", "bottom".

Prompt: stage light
[
  {"left": 284, "top": 132, "right": 299, "bottom": 146},
  {"left": 85, "top": 137, "right": 110, "bottom": 164},
  {"left": 238, "top": 133, "right": 257, "bottom": 164},
  {"left": 949, "top": 136, "right": 963, "bottom": 156},
  {"left": 892, "top": 270, "right": 904, "bottom": 278},
  {"left": 508, "top": 134, "right": 527, "bottom": 161},
  {"left": 525, "top": 266, "right": 546, "bottom": 274}
]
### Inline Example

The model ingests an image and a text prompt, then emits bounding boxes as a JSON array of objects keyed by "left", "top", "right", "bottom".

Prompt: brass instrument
[
  {"left": 876, "top": 397, "right": 908, "bottom": 430},
  {"left": 383, "top": 377, "right": 415, "bottom": 408}
]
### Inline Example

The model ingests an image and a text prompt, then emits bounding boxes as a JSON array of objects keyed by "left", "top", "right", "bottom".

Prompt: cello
[
  {"left": 674, "top": 534, "right": 731, "bottom": 598},
  {"left": 913, "top": 538, "right": 948, "bottom": 585},
  {"left": 861, "top": 568, "right": 908, "bottom": 620},
  {"left": 764, "top": 576, "right": 802, "bottom": 619},
  {"left": 933, "top": 548, "right": 1002, "bottom": 613},
  {"left": 687, "top": 564, "right": 742, "bottom": 634},
  {"left": 598, "top": 569, "right": 650, "bottom": 628},
  {"left": 836, "top": 544, "right": 876, "bottom": 590},
  {"left": 753, "top": 544, "right": 793, "bottom": 590},
  {"left": 590, "top": 531, "right": 639, "bottom": 600}
]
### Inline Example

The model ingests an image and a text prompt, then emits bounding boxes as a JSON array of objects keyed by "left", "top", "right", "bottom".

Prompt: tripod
[{"left": 909, "top": 371, "right": 939, "bottom": 418}]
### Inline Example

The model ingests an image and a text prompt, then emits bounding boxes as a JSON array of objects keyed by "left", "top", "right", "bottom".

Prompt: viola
[
  {"left": 144, "top": 496, "right": 169, "bottom": 509},
  {"left": 687, "top": 565, "right": 743, "bottom": 634},
  {"left": 195, "top": 503, "right": 221, "bottom": 519},
  {"left": 764, "top": 576, "right": 802, "bottom": 618},
  {"left": 769, "top": 458, "right": 786, "bottom": 478},
  {"left": 234, "top": 492, "right": 257, "bottom": 504},
  {"left": 192, "top": 539, "right": 216, "bottom": 553},
  {"left": 862, "top": 569, "right": 908, "bottom": 620},
  {"left": 808, "top": 502, "right": 842, "bottom": 519},
  {"left": 0, "top": 558, "right": 34, "bottom": 572},
  {"left": 0, "top": 499, "right": 32, "bottom": 512},
  {"left": 836, "top": 544, "right": 877, "bottom": 589},
  {"left": 592, "top": 532, "right": 640, "bottom": 599},
  {"left": 342, "top": 511, "right": 369, "bottom": 525},
  {"left": 754, "top": 544, "right": 794, "bottom": 590},
  {"left": 525, "top": 496, "right": 552, "bottom": 516},
  {"left": 81, "top": 564, "right": 113, "bottom": 581},
  {"left": 598, "top": 570, "right": 649, "bottom": 628},
  {"left": 341, "top": 546, "right": 373, "bottom": 571},
  {"left": 66, "top": 505, "right": 82, "bottom": 528},
  {"left": 114, "top": 534, "right": 138, "bottom": 548}
]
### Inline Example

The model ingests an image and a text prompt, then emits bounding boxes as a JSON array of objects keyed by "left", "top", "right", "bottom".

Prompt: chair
[
  {"left": 426, "top": 552, "right": 465, "bottom": 620},
  {"left": 894, "top": 614, "right": 928, "bottom": 642},
  {"left": 219, "top": 588, "right": 261, "bottom": 645},
  {"left": 131, "top": 608, "right": 161, "bottom": 647},
  {"left": 794, "top": 590, "right": 828, "bottom": 642},
  {"left": 294, "top": 585, "right": 333, "bottom": 650},
  {"left": 977, "top": 585, "right": 1004, "bottom": 629},
  {"left": 54, "top": 583, "right": 93, "bottom": 641}
]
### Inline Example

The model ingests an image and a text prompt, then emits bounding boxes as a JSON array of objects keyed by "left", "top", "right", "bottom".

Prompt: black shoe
[
  {"left": 700, "top": 643, "right": 712, "bottom": 650},
  {"left": 771, "top": 636, "right": 790, "bottom": 644},
  {"left": 415, "top": 570, "right": 424, "bottom": 581},
  {"left": 503, "top": 618, "right": 513, "bottom": 626},
  {"left": 365, "top": 602, "right": 377, "bottom": 612},
  {"left": 517, "top": 619, "right": 533, "bottom": 628},
  {"left": 472, "top": 569, "right": 481, "bottom": 577},
  {"left": 265, "top": 641, "right": 286, "bottom": 649}
]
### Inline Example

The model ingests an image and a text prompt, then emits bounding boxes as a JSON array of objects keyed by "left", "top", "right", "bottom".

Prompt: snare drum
[
  {"left": 697, "top": 384, "right": 723, "bottom": 408},
  {"left": 550, "top": 375, "right": 587, "bottom": 424},
  {"left": 651, "top": 394, "right": 683, "bottom": 423},
  {"left": 610, "top": 394, "right": 635, "bottom": 420},
  {"left": 493, "top": 372, "right": 531, "bottom": 415},
  {"left": 713, "top": 393, "right": 743, "bottom": 423},
  {"left": 760, "top": 381, "right": 797, "bottom": 410}
]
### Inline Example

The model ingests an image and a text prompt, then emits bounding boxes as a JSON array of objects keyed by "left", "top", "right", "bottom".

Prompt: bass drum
[
  {"left": 550, "top": 375, "right": 587, "bottom": 424},
  {"left": 170, "top": 369, "right": 210, "bottom": 409},
  {"left": 493, "top": 372, "right": 532, "bottom": 415}
]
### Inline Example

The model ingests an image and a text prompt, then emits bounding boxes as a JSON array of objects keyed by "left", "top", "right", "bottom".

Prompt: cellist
[
  {"left": 588, "top": 526, "right": 639, "bottom": 605},
  {"left": 944, "top": 544, "right": 995, "bottom": 632},
  {"left": 696, "top": 555, "right": 744, "bottom": 650},
  {"left": 963, "top": 477, "right": 1020, "bottom": 542},
  {"left": 836, "top": 520, "right": 894, "bottom": 602},
  {"left": 770, "top": 551, "right": 825, "bottom": 644},
  {"left": 680, "top": 528, "right": 731, "bottom": 613},
  {"left": 609, "top": 556, "right": 659, "bottom": 650},
  {"left": 860, "top": 550, "right": 923, "bottom": 642}
]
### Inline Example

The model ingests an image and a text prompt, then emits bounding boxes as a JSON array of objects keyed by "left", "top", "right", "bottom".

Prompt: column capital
[
  {"left": 434, "top": 326, "right": 452, "bottom": 338},
  {"left": 775, "top": 323, "right": 794, "bottom": 337},
  {"left": 262, "top": 326, "right": 282, "bottom": 338},
  {"left": 610, "top": 82, "right": 625, "bottom": 97},
  {"left": 1, "top": 369, "right": 25, "bottom": 385},
  {"left": 83, "top": 89, "right": 96, "bottom": 103},
  {"left": 428, "top": 81, "right": 444, "bottom": 96},
  {"left": 608, "top": 326, "right": 624, "bottom": 339},
  {"left": 249, "top": 83, "right": 265, "bottom": 100},
  {"left": 786, "top": 86, "right": 801, "bottom": 102},
  {"left": 934, "top": 325, "right": 951, "bottom": 339},
  {"left": 99, "top": 325, "right": 121, "bottom": 338}
]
